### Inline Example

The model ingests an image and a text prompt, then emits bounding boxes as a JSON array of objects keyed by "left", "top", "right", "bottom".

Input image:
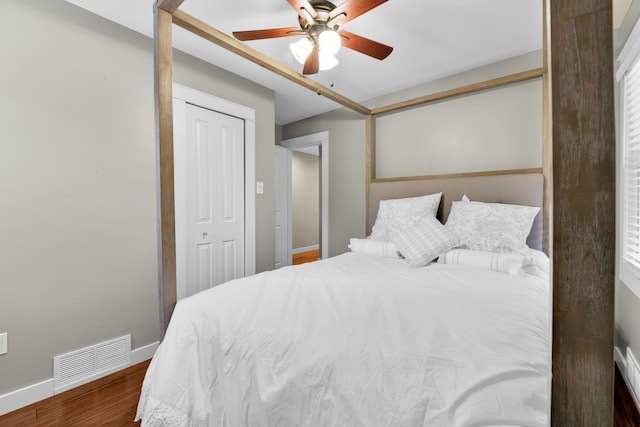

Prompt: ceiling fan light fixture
[
  {"left": 290, "top": 35, "right": 339, "bottom": 71},
  {"left": 318, "top": 29, "right": 341, "bottom": 55},
  {"left": 290, "top": 37, "right": 313, "bottom": 64},
  {"left": 319, "top": 52, "right": 339, "bottom": 70}
]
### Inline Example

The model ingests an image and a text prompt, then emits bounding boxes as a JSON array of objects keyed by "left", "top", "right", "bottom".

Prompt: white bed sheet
[{"left": 136, "top": 252, "right": 549, "bottom": 427}]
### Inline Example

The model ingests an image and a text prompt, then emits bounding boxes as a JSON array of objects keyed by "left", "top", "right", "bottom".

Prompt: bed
[{"left": 136, "top": 171, "right": 549, "bottom": 426}]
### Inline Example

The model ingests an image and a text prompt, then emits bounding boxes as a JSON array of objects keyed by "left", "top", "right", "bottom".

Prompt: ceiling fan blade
[
  {"left": 286, "top": 0, "right": 317, "bottom": 20},
  {"left": 303, "top": 46, "right": 320, "bottom": 75},
  {"left": 329, "top": 0, "right": 388, "bottom": 26},
  {"left": 339, "top": 30, "right": 393, "bottom": 60},
  {"left": 233, "top": 27, "right": 304, "bottom": 41}
]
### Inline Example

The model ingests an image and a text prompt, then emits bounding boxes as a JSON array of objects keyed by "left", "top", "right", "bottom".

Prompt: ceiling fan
[{"left": 233, "top": 0, "right": 393, "bottom": 75}]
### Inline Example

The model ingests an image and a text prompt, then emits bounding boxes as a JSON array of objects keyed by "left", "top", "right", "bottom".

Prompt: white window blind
[
  {"left": 620, "top": 16, "right": 640, "bottom": 298},
  {"left": 622, "top": 55, "right": 640, "bottom": 270}
]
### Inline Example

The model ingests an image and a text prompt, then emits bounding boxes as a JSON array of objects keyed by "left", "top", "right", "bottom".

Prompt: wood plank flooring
[
  {"left": 292, "top": 249, "right": 319, "bottom": 265},
  {"left": 1, "top": 357, "right": 638, "bottom": 426},
  {"left": 615, "top": 364, "right": 640, "bottom": 427},
  {"left": 0, "top": 360, "right": 149, "bottom": 426}
]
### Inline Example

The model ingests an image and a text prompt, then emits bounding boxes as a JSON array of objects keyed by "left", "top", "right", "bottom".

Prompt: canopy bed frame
[{"left": 152, "top": 0, "right": 615, "bottom": 424}]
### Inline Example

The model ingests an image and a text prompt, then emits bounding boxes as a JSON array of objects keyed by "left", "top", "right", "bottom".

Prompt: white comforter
[{"left": 136, "top": 252, "right": 549, "bottom": 427}]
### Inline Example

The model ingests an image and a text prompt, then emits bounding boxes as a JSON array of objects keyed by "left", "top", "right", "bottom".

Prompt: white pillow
[
  {"left": 348, "top": 238, "right": 402, "bottom": 259},
  {"left": 521, "top": 248, "right": 550, "bottom": 278},
  {"left": 370, "top": 193, "right": 442, "bottom": 242},
  {"left": 437, "top": 249, "right": 524, "bottom": 275},
  {"left": 445, "top": 199, "right": 539, "bottom": 254},
  {"left": 392, "top": 216, "right": 459, "bottom": 268}
]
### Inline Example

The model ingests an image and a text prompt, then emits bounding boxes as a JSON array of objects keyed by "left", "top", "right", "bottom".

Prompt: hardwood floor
[
  {"left": 1, "top": 359, "right": 638, "bottom": 426},
  {"left": 0, "top": 360, "right": 149, "bottom": 426},
  {"left": 292, "top": 249, "right": 319, "bottom": 265},
  {"left": 615, "top": 364, "right": 640, "bottom": 427}
]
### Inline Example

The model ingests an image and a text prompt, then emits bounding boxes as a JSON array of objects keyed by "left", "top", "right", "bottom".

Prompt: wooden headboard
[{"left": 368, "top": 170, "right": 544, "bottom": 251}]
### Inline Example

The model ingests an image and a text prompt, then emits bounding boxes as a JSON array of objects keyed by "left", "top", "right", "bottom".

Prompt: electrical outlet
[
  {"left": 256, "top": 181, "right": 264, "bottom": 195},
  {"left": 0, "top": 332, "right": 7, "bottom": 355}
]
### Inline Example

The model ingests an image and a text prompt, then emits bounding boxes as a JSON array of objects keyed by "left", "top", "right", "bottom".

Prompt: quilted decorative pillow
[
  {"left": 392, "top": 216, "right": 459, "bottom": 268},
  {"left": 521, "top": 248, "right": 550, "bottom": 278},
  {"left": 437, "top": 249, "right": 524, "bottom": 275},
  {"left": 370, "top": 193, "right": 442, "bottom": 242},
  {"left": 445, "top": 200, "right": 539, "bottom": 254},
  {"left": 348, "top": 238, "right": 402, "bottom": 259}
]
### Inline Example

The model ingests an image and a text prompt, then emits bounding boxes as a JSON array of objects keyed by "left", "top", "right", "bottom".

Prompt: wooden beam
[
  {"left": 549, "top": 0, "right": 615, "bottom": 425},
  {"left": 154, "top": 6, "right": 177, "bottom": 334},
  {"left": 370, "top": 167, "right": 543, "bottom": 183},
  {"left": 156, "top": 0, "right": 184, "bottom": 14},
  {"left": 542, "top": 0, "right": 553, "bottom": 256},
  {"left": 171, "top": 9, "right": 371, "bottom": 116},
  {"left": 365, "top": 114, "right": 375, "bottom": 232},
  {"left": 371, "top": 68, "right": 543, "bottom": 116}
]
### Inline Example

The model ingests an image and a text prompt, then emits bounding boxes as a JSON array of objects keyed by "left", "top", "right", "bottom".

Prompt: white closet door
[{"left": 184, "top": 103, "right": 245, "bottom": 297}]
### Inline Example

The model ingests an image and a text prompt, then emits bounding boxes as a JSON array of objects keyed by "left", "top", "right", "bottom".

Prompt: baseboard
[
  {"left": 615, "top": 346, "right": 627, "bottom": 373},
  {"left": 0, "top": 341, "right": 159, "bottom": 416},
  {"left": 0, "top": 378, "right": 54, "bottom": 418},
  {"left": 130, "top": 341, "right": 159, "bottom": 365},
  {"left": 292, "top": 244, "right": 319, "bottom": 255}
]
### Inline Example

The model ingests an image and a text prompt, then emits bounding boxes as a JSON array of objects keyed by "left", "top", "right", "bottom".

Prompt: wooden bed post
[
  {"left": 547, "top": 0, "right": 615, "bottom": 424},
  {"left": 156, "top": 0, "right": 184, "bottom": 14},
  {"left": 365, "top": 114, "right": 375, "bottom": 233},
  {"left": 541, "top": 0, "right": 552, "bottom": 256},
  {"left": 154, "top": 0, "right": 184, "bottom": 334}
]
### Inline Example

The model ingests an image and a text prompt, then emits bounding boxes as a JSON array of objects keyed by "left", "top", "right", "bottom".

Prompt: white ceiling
[{"left": 66, "top": 0, "right": 542, "bottom": 125}]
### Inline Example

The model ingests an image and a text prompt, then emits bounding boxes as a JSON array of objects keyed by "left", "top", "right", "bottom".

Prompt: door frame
[
  {"left": 173, "top": 83, "right": 256, "bottom": 300},
  {"left": 274, "top": 145, "right": 292, "bottom": 268},
  {"left": 281, "top": 131, "right": 329, "bottom": 260}
]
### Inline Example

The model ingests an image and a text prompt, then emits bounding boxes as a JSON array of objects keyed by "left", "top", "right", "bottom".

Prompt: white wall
[{"left": 0, "top": 0, "right": 275, "bottom": 396}]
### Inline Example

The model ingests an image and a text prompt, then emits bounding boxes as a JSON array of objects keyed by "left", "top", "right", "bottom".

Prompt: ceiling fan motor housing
[{"left": 298, "top": 0, "right": 338, "bottom": 33}]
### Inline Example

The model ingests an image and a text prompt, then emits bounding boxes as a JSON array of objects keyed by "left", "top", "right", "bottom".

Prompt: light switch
[{"left": 256, "top": 181, "right": 264, "bottom": 194}]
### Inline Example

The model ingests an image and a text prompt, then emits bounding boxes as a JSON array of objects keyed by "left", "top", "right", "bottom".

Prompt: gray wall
[
  {"left": 275, "top": 124, "right": 283, "bottom": 148},
  {"left": 283, "top": 109, "right": 366, "bottom": 256},
  {"left": 371, "top": 51, "right": 542, "bottom": 178},
  {"left": 375, "top": 79, "right": 541, "bottom": 178},
  {"left": 0, "top": 0, "right": 275, "bottom": 395},
  {"left": 614, "top": 0, "right": 640, "bottom": 361},
  {"left": 292, "top": 152, "right": 320, "bottom": 249},
  {"left": 283, "top": 51, "right": 542, "bottom": 256}
]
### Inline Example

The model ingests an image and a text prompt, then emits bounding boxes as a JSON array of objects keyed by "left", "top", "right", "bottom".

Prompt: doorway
[
  {"left": 291, "top": 147, "right": 320, "bottom": 264},
  {"left": 277, "top": 131, "right": 329, "bottom": 267}
]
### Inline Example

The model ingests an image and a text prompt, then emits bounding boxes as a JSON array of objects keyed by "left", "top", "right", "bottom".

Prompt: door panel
[
  {"left": 222, "top": 239, "right": 237, "bottom": 283},
  {"left": 196, "top": 243, "right": 213, "bottom": 291}
]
